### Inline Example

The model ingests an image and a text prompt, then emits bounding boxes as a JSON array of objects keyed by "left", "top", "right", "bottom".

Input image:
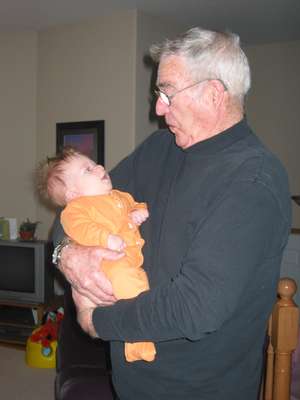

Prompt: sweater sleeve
[{"left": 92, "top": 180, "right": 288, "bottom": 342}]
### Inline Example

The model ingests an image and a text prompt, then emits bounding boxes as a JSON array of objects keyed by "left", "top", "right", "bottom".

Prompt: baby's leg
[
  {"left": 101, "top": 257, "right": 156, "bottom": 362},
  {"left": 125, "top": 342, "right": 156, "bottom": 362},
  {"left": 101, "top": 258, "right": 149, "bottom": 300}
]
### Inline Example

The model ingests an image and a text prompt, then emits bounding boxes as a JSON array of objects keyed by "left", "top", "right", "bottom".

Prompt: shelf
[
  {"left": 0, "top": 327, "right": 32, "bottom": 345},
  {"left": 0, "top": 296, "right": 64, "bottom": 346}
]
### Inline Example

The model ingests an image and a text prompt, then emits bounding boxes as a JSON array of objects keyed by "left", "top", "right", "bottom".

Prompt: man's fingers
[
  {"left": 87, "top": 268, "right": 113, "bottom": 295},
  {"left": 77, "top": 287, "right": 116, "bottom": 305},
  {"left": 60, "top": 244, "right": 118, "bottom": 305}
]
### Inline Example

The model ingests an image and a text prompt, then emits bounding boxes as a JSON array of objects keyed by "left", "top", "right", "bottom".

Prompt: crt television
[{"left": 0, "top": 240, "right": 54, "bottom": 305}]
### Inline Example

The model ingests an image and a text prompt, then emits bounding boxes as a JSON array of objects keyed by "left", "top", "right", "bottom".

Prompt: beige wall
[
  {"left": 0, "top": 31, "right": 38, "bottom": 227},
  {"left": 135, "top": 12, "right": 184, "bottom": 146},
  {"left": 36, "top": 10, "right": 184, "bottom": 239},
  {"left": 246, "top": 40, "right": 300, "bottom": 227},
  {"left": 36, "top": 11, "right": 137, "bottom": 238},
  {"left": 0, "top": 11, "right": 182, "bottom": 240},
  {"left": 1, "top": 19, "right": 299, "bottom": 240}
]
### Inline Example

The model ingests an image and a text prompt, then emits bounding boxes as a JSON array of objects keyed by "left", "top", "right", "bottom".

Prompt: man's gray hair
[{"left": 150, "top": 27, "right": 251, "bottom": 102}]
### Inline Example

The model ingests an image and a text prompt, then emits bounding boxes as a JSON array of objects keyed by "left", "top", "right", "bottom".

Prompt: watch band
[{"left": 52, "top": 237, "right": 71, "bottom": 265}]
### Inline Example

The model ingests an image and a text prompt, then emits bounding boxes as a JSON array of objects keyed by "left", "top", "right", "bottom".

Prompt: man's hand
[
  {"left": 59, "top": 242, "right": 123, "bottom": 305},
  {"left": 72, "top": 289, "right": 98, "bottom": 338}
]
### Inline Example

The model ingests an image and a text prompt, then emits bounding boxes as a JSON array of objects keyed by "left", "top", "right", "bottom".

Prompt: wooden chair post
[
  {"left": 265, "top": 277, "right": 299, "bottom": 400},
  {"left": 264, "top": 315, "right": 274, "bottom": 400}
]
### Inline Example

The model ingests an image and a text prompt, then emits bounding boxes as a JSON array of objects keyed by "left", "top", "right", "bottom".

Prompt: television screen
[
  {"left": 0, "top": 240, "right": 54, "bottom": 304},
  {"left": 0, "top": 246, "right": 35, "bottom": 292}
]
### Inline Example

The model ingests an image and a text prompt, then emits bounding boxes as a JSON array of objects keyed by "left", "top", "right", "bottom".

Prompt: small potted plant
[{"left": 19, "top": 218, "right": 40, "bottom": 240}]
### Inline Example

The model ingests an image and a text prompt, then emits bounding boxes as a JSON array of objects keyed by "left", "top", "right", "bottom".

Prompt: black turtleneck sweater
[{"left": 93, "top": 119, "right": 291, "bottom": 400}]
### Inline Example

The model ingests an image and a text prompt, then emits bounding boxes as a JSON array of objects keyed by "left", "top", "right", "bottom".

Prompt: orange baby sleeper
[{"left": 61, "top": 190, "right": 156, "bottom": 362}]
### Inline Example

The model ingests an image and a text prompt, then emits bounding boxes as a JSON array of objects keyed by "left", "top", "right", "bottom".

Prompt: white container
[{"left": 6, "top": 218, "right": 18, "bottom": 240}]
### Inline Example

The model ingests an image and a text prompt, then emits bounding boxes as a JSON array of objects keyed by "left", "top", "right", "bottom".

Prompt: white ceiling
[{"left": 0, "top": 0, "right": 300, "bottom": 45}]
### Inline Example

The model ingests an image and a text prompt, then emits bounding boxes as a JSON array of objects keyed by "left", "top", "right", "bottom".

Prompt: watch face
[
  {"left": 52, "top": 245, "right": 60, "bottom": 264},
  {"left": 52, "top": 238, "right": 71, "bottom": 265}
]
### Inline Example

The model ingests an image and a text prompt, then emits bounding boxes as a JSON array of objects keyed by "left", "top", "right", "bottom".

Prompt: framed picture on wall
[{"left": 56, "top": 120, "right": 105, "bottom": 165}]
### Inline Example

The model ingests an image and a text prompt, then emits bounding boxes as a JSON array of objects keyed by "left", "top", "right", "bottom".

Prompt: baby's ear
[{"left": 65, "top": 189, "right": 78, "bottom": 203}]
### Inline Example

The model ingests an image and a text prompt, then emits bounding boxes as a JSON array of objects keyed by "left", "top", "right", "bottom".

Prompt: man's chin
[
  {"left": 168, "top": 126, "right": 188, "bottom": 148},
  {"left": 176, "top": 134, "right": 196, "bottom": 149},
  {"left": 174, "top": 135, "right": 189, "bottom": 149}
]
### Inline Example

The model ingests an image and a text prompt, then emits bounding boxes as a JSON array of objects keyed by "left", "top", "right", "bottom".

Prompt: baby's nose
[{"left": 94, "top": 165, "right": 105, "bottom": 176}]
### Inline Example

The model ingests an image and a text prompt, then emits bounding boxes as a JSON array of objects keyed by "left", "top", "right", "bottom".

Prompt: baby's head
[{"left": 38, "top": 147, "right": 112, "bottom": 206}]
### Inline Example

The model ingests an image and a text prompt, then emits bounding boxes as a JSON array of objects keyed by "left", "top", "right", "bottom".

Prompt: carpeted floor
[
  {"left": 0, "top": 345, "right": 55, "bottom": 400},
  {"left": 1, "top": 342, "right": 298, "bottom": 400}
]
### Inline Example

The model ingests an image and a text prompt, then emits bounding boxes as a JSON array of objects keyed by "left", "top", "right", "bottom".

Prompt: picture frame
[{"left": 56, "top": 120, "right": 105, "bottom": 165}]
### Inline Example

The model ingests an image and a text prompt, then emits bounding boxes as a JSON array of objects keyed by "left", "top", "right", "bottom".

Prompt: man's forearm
[{"left": 77, "top": 307, "right": 98, "bottom": 338}]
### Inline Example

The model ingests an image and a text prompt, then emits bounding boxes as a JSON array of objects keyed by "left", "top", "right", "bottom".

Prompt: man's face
[
  {"left": 155, "top": 55, "right": 210, "bottom": 149},
  {"left": 64, "top": 155, "right": 112, "bottom": 201}
]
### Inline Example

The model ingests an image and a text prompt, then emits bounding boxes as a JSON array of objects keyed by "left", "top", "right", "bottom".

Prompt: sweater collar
[{"left": 182, "top": 118, "right": 252, "bottom": 155}]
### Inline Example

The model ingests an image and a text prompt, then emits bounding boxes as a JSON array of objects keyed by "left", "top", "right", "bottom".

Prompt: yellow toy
[
  {"left": 25, "top": 332, "right": 57, "bottom": 368},
  {"left": 25, "top": 310, "right": 63, "bottom": 368}
]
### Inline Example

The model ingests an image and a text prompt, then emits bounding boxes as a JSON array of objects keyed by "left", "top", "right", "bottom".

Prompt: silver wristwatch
[{"left": 52, "top": 237, "right": 71, "bottom": 265}]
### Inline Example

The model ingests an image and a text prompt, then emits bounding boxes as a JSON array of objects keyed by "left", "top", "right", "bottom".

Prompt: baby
[{"left": 38, "top": 147, "right": 156, "bottom": 362}]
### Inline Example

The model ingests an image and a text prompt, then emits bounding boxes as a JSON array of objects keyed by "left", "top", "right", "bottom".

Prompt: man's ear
[
  {"left": 198, "top": 80, "right": 225, "bottom": 110},
  {"left": 209, "top": 79, "right": 227, "bottom": 109}
]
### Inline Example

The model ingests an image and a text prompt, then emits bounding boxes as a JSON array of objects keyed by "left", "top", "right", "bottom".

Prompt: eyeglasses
[
  {"left": 154, "top": 79, "right": 209, "bottom": 107},
  {"left": 155, "top": 79, "right": 227, "bottom": 107}
]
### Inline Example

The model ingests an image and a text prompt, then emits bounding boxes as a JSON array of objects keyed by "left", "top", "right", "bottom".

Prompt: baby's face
[{"left": 65, "top": 155, "right": 112, "bottom": 200}]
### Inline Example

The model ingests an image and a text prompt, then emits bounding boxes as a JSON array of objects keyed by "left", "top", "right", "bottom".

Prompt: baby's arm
[
  {"left": 61, "top": 200, "right": 119, "bottom": 248},
  {"left": 115, "top": 190, "right": 149, "bottom": 226},
  {"left": 130, "top": 208, "right": 149, "bottom": 226}
]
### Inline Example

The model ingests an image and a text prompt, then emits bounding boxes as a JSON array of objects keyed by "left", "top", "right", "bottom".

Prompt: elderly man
[{"left": 54, "top": 27, "right": 291, "bottom": 399}]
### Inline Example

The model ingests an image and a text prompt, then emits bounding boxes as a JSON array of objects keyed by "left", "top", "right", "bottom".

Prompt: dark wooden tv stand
[{"left": 0, "top": 295, "right": 64, "bottom": 347}]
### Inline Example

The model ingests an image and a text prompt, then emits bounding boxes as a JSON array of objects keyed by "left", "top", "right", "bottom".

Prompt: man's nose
[{"left": 155, "top": 97, "right": 169, "bottom": 116}]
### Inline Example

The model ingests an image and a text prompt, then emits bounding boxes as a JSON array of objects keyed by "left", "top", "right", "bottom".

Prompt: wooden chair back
[{"left": 263, "top": 277, "right": 299, "bottom": 400}]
